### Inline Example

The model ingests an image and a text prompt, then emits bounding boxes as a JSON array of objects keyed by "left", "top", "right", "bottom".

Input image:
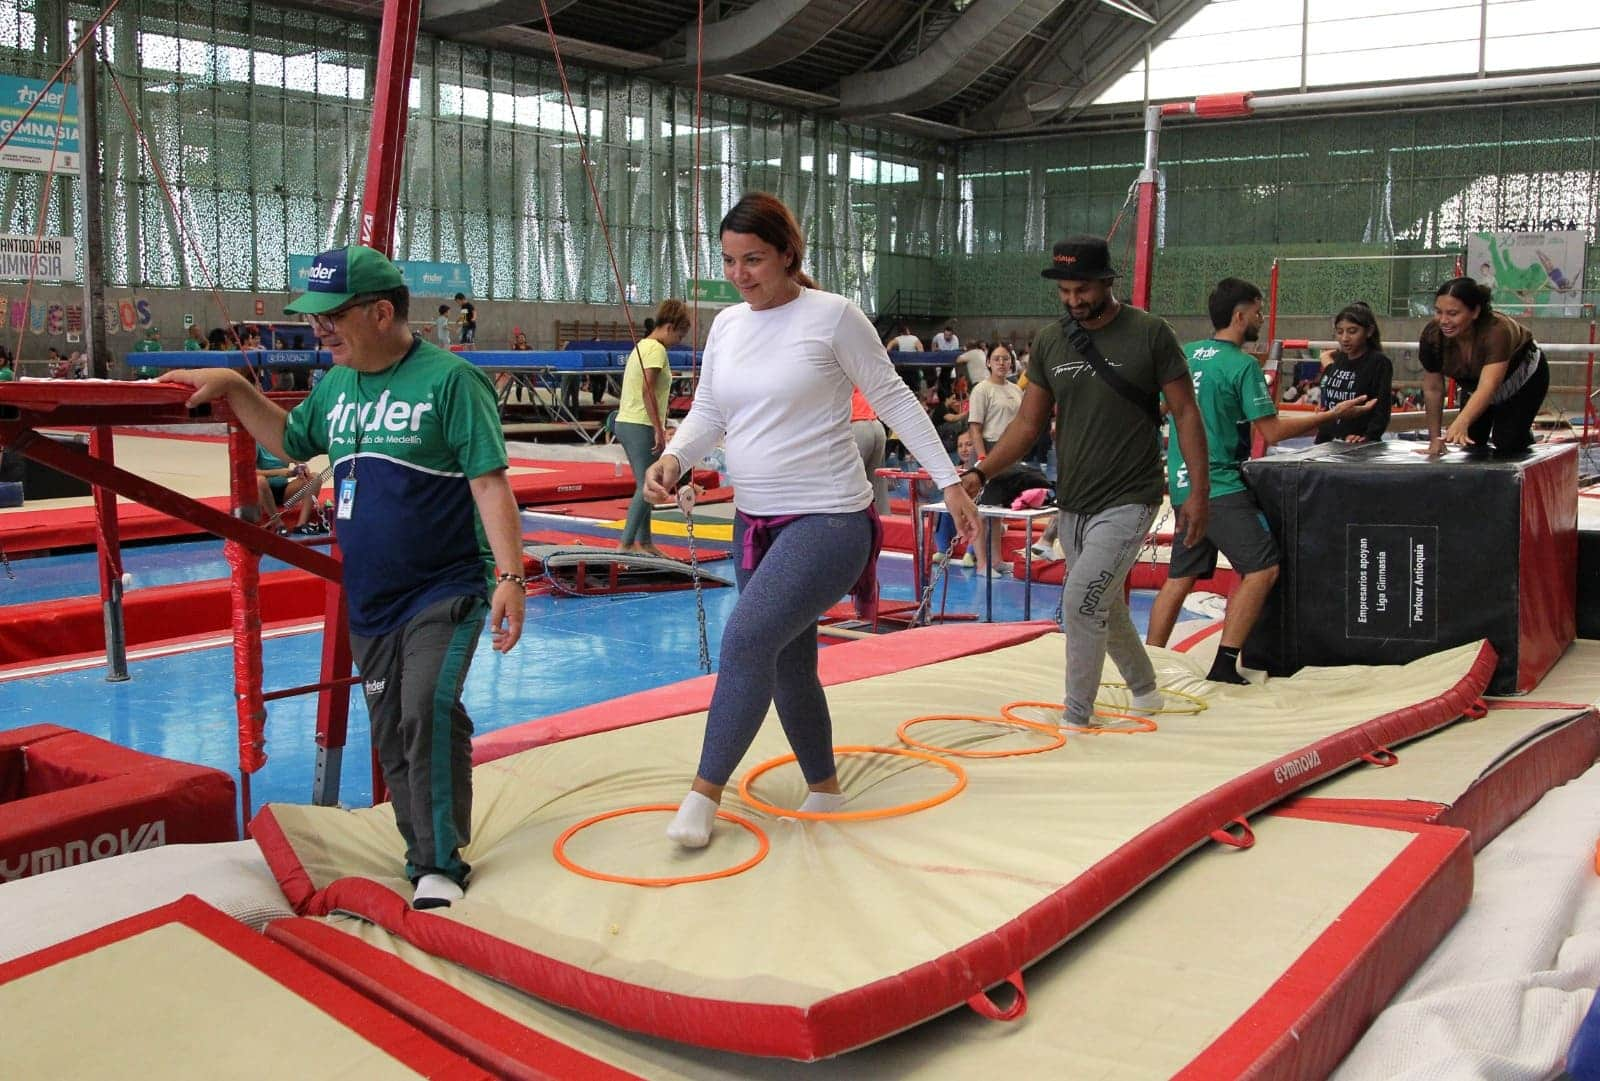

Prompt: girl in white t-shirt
[
  {"left": 646, "top": 192, "right": 980, "bottom": 849},
  {"left": 965, "top": 344, "right": 1025, "bottom": 575}
]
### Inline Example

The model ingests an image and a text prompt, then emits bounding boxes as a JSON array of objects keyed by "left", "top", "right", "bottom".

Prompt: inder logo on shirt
[{"left": 324, "top": 390, "right": 434, "bottom": 447}]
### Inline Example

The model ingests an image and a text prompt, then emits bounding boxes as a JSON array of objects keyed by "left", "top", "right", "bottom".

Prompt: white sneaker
[
  {"left": 1030, "top": 541, "right": 1052, "bottom": 556},
  {"left": 958, "top": 551, "right": 976, "bottom": 568},
  {"left": 1129, "top": 689, "right": 1165, "bottom": 714}
]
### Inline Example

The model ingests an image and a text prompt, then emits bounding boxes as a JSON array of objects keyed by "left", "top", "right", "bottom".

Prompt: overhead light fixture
[{"left": 1096, "top": 0, "right": 1157, "bottom": 23}]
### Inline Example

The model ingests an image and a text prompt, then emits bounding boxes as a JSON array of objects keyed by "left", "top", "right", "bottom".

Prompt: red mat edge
[
  {"left": 267, "top": 918, "right": 652, "bottom": 1081},
  {"left": 468, "top": 621, "right": 1058, "bottom": 765},
  {"left": 252, "top": 638, "right": 1498, "bottom": 1062},
  {"left": 0, "top": 896, "right": 494, "bottom": 1080},
  {"left": 1283, "top": 706, "right": 1600, "bottom": 854},
  {"left": 1173, "top": 816, "right": 1474, "bottom": 1081}
]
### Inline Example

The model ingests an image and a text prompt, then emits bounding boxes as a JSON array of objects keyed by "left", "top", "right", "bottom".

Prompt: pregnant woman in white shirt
[{"left": 646, "top": 192, "right": 981, "bottom": 848}]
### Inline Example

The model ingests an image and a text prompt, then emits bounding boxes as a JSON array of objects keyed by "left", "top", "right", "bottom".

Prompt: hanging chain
[
  {"left": 910, "top": 529, "right": 960, "bottom": 627},
  {"left": 678, "top": 481, "right": 712, "bottom": 673}
]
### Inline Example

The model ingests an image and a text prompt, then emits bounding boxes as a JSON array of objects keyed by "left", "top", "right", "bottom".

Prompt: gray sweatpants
[
  {"left": 350, "top": 593, "right": 487, "bottom": 886},
  {"left": 1058, "top": 503, "right": 1159, "bottom": 725}
]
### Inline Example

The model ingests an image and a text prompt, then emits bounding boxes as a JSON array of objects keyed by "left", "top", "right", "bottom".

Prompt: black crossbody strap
[{"left": 1059, "top": 315, "right": 1159, "bottom": 424}]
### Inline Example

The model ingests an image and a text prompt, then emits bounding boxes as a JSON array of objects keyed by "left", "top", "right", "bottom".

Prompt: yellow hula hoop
[
  {"left": 999, "top": 701, "right": 1158, "bottom": 735},
  {"left": 1093, "top": 682, "right": 1208, "bottom": 715}
]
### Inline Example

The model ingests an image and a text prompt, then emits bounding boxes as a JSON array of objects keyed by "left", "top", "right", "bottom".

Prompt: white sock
[
  {"left": 667, "top": 790, "right": 718, "bottom": 848},
  {"left": 412, "top": 873, "right": 464, "bottom": 910},
  {"left": 1129, "top": 688, "right": 1165, "bottom": 713},
  {"left": 798, "top": 790, "right": 848, "bottom": 814}
]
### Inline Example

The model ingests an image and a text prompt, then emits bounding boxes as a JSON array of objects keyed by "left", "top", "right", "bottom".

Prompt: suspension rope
[
  {"left": 534, "top": 1, "right": 713, "bottom": 672},
  {"left": 535, "top": 0, "right": 640, "bottom": 347},
  {"left": 102, "top": 63, "right": 255, "bottom": 381}
]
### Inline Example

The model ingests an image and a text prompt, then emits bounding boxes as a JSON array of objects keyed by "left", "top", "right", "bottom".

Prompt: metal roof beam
[{"left": 835, "top": 0, "right": 1065, "bottom": 119}]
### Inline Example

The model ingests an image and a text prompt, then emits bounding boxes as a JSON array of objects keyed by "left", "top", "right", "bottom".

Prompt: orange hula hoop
[
  {"left": 896, "top": 713, "right": 1067, "bottom": 758},
  {"left": 999, "top": 701, "right": 1158, "bottom": 734},
  {"left": 738, "top": 745, "right": 967, "bottom": 821},
  {"left": 553, "top": 803, "right": 770, "bottom": 887}
]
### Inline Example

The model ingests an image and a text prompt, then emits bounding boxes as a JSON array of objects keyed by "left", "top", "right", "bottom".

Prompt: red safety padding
[
  {"left": 0, "top": 729, "right": 236, "bottom": 883},
  {"left": 469, "top": 621, "right": 1058, "bottom": 765},
  {"left": 255, "top": 637, "right": 1497, "bottom": 1061},
  {"left": 1193, "top": 92, "right": 1253, "bottom": 118},
  {"left": 268, "top": 918, "right": 644, "bottom": 1081},
  {"left": 1516, "top": 443, "right": 1577, "bottom": 691},
  {"left": 1175, "top": 817, "right": 1472, "bottom": 1080},
  {"left": 0, "top": 897, "right": 494, "bottom": 1079},
  {"left": 1284, "top": 707, "right": 1600, "bottom": 853},
  {"left": 0, "top": 569, "right": 327, "bottom": 669}
]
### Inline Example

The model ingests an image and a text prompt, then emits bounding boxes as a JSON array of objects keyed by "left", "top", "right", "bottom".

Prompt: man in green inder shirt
[
  {"left": 161, "top": 245, "right": 527, "bottom": 911},
  {"left": 963, "top": 234, "right": 1210, "bottom": 727},
  {"left": 1145, "top": 278, "right": 1373, "bottom": 682}
]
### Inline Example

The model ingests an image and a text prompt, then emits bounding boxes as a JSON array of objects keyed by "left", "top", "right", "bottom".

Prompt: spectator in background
[
  {"left": 1316, "top": 301, "right": 1392, "bottom": 444},
  {"left": 46, "top": 347, "right": 68, "bottom": 377},
  {"left": 511, "top": 329, "right": 530, "bottom": 350},
  {"left": 0, "top": 345, "right": 14, "bottom": 382},
  {"left": 455, "top": 292, "right": 476, "bottom": 345},
  {"left": 850, "top": 386, "right": 891, "bottom": 515},
  {"left": 959, "top": 338, "right": 987, "bottom": 387},
  {"left": 965, "top": 343, "right": 1025, "bottom": 576},
  {"left": 932, "top": 322, "right": 960, "bottom": 352},
  {"left": 183, "top": 325, "right": 206, "bottom": 351},
  {"left": 433, "top": 305, "right": 452, "bottom": 346},
  {"left": 206, "top": 327, "right": 229, "bottom": 351},
  {"left": 240, "top": 326, "right": 263, "bottom": 350},
  {"left": 133, "top": 326, "right": 163, "bottom": 379},
  {"left": 888, "top": 321, "right": 922, "bottom": 353}
]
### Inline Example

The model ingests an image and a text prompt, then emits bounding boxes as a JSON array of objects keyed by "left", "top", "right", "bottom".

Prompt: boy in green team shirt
[{"left": 1145, "top": 278, "right": 1374, "bottom": 683}]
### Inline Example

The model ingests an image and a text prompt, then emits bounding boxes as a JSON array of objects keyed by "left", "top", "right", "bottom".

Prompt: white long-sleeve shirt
[{"left": 666, "top": 288, "right": 960, "bottom": 516}]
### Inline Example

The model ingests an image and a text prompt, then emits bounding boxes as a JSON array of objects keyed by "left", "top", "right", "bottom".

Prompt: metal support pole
[
  {"left": 1130, "top": 106, "right": 1163, "bottom": 311},
  {"left": 312, "top": 557, "right": 354, "bottom": 807},
  {"left": 1266, "top": 259, "right": 1281, "bottom": 354},
  {"left": 358, "top": 0, "right": 421, "bottom": 254},
  {"left": 1586, "top": 320, "right": 1596, "bottom": 444},
  {"left": 75, "top": 33, "right": 111, "bottom": 380},
  {"left": 89, "top": 425, "right": 128, "bottom": 681}
]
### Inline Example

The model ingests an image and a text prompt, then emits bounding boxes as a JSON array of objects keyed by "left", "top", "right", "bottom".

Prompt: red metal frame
[
  {"left": 0, "top": 383, "right": 351, "bottom": 823},
  {"left": 358, "top": 0, "right": 421, "bottom": 254}
]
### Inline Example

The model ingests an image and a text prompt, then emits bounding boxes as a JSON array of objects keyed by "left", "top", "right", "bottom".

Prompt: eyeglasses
[{"left": 302, "top": 299, "right": 378, "bottom": 333}]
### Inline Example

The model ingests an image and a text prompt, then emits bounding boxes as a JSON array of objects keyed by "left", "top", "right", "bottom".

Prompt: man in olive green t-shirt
[{"left": 960, "top": 234, "right": 1211, "bottom": 727}]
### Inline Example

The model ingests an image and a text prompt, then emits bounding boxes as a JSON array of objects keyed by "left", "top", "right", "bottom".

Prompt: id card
[{"left": 336, "top": 476, "right": 357, "bottom": 520}]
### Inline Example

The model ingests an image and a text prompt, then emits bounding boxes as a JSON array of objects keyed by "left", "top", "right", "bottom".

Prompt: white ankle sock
[
  {"left": 412, "top": 873, "right": 464, "bottom": 910},
  {"left": 1129, "top": 688, "right": 1165, "bottom": 713},
  {"left": 667, "top": 791, "right": 719, "bottom": 848},
  {"left": 798, "top": 790, "right": 848, "bottom": 814}
]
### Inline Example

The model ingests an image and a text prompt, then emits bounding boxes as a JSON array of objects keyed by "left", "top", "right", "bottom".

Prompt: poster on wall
[
  {"left": 0, "top": 76, "right": 80, "bottom": 175},
  {"left": 0, "top": 234, "right": 74, "bottom": 282},
  {"left": 1466, "top": 230, "right": 1587, "bottom": 318}
]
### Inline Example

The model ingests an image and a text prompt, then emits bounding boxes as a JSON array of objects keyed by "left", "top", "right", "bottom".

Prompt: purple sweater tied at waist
[{"left": 736, "top": 506, "right": 884, "bottom": 621}]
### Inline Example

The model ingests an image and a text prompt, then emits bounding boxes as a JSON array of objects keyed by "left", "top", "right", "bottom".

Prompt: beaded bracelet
[{"left": 496, "top": 572, "right": 527, "bottom": 586}]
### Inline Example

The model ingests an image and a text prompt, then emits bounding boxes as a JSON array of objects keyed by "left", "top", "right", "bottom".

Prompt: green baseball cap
[{"left": 285, "top": 245, "right": 406, "bottom": 315}]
